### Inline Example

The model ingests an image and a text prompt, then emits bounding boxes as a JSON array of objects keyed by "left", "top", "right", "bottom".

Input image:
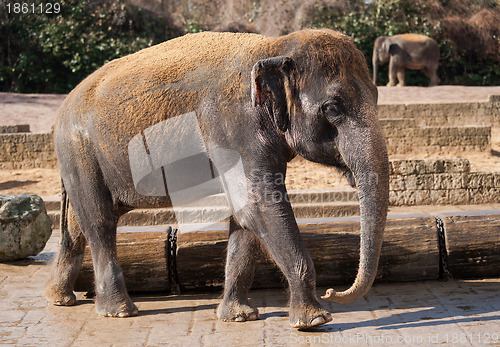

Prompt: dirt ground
[{"left": 0, "top": 86, "right": 499, "bottom": 196}]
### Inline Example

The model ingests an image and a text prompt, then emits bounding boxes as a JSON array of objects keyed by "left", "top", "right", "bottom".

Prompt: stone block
[
  {"left": 0, "top": 195, "right": 52, "bottom": 261},
  {"left": 390, "top": 159, "right": 426, "bottom": 175},
  {"left": 379, "top": 118, "right": 417, "bottom": 129},
  {"left": 118, "top": 209, "right": 157, "bottom": 226},
  {"left": 429, "top": 189, "right": 449, "bottom": 205},
  {"left": 468, "top": 188, "right": 500, "bottom": 204},
  {"left": 404, "top": 174, "right": 432, "bottom": 190},
  {"left": 413, "top": 190, "right": 432, "bottom": 205},
  {"left": 433, "top": 173, "right": 467, "bottom": 190},
  {"left": 388, "top": 190, "right": 401, "bottom": 206},
  {"left": 389, "top": 175, "right": 405, "bottom": 191},
  {"left": 467, "top": 172, "right": 495, "bottom": 189},
  {"left": 292, "top": 204, "right": 323, "bottom": 218},
  {"left": 322, "top": 202, "right": 360, "bottom": 217},
  {"left": 389, "top": 190, "right": 417, "bottom": 206},
  {"left": 443, "top": 159, "right": 470, "bottom": 173},
  {"left": 201, "top": 206, "right": 231, "bottom": 223},
  {"left": 494, "top": 173, "right": 500, "bottom": 188},
  {"left": 448, "top": 189, "right": 469, "bottom": 205}
]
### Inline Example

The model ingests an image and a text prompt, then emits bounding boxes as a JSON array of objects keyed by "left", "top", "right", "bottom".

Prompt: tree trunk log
[
  {"left": 74, "top": 212, "right": 500, "bottom": 293},
  {"left": 75, "top": 231, "right": 169, "bottom": 292},
  {"left": 443, "top": 212, "right": 500, "bottom": 279}
]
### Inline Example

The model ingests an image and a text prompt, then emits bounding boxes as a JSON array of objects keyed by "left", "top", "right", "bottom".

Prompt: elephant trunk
[
  {"left": 322, "top": 116, "right": 389, "bottom": 303},
  {"left": 372, "top": 54, "right": 379, "bottom": 85}
]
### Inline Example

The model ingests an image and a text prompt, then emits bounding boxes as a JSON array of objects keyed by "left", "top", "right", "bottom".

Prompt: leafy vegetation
[
  {"left": 307, "top": 0, "right": 500, "bottom": 86},
  {"left": 0, "top": 0, "right": 173, "bottom": 93}
]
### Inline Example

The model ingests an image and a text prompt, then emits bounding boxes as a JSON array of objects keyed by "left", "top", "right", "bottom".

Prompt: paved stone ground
[{"left": 1, "top": 229, "right": 500, "bottom": 346}]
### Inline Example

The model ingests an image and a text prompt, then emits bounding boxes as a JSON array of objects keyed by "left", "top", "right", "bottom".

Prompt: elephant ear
[
  {"left": 251, "top": 56, "right": 295, "bottom": 133},
  {"left": 389, "top": 43, "right": 401, "bottom": 56}
]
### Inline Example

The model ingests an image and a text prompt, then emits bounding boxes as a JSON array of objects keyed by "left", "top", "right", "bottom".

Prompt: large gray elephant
[
  {"left": 44, "top": 29, "right": 389, "bottom": 329},
  {"left": 373, "top": 33, "right": 440, "bottom": 87}
]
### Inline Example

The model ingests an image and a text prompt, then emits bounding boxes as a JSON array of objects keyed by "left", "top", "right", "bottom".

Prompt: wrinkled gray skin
[
  {"left": 44, "top": 29, "right": 389, "bottom": 329},
  {"left": 373, "top": 33, "right": 440, "bottom": 87}
]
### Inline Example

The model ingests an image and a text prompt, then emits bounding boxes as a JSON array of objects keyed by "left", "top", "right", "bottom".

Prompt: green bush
[
  {"left": 307, "top": 0, "right": 500, "bottom": 86},
  {"left": 0, "top": 0, "right": 173, "bottom": 93}
]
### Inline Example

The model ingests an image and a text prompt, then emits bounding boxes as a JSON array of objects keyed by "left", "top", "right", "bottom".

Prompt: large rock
[{"left": 0, "top": 194, "right": 52, "bottom": 261}]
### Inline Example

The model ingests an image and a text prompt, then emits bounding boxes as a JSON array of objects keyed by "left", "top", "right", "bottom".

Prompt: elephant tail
[{"left": 59, "top": 179, "right": 69, "bottom": 240}]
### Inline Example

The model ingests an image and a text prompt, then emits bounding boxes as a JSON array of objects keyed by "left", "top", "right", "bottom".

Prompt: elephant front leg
[
  {"left": 217, "top": 217, "right": 260, "bottom": 322},
  {"left": 268, "top": 233, "right": 332, "bottom": 329},
  {"left": 238, "top": 192, "right": 332, "bottom": 328}
]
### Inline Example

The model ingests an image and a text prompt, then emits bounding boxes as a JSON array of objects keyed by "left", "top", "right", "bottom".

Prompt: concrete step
[{"left": 47, "top": 200, "right": 360, "bottom": 227}]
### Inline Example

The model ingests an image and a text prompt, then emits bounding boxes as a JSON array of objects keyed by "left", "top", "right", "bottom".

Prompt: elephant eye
[
  {"left": 320, "top": 98, "right": 346, "bottom": 125},
  {"left": 320, "top": 98, "right": 344, "bottom": 116},
  {"left": 321, "top": 100, "right": 337, "bottom": 114}
]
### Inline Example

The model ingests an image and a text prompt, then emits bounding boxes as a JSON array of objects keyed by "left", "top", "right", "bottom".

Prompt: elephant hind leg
[
  {"left": 44, "top": 204, "right": 86, "bottom": 306},
  {"left": 54, "top": 141, "right": 137, "bottom": 317},
  {"left": 70, "top": 185, "right": 137, "bottom": 318},
  {"left": 423, "top": 66, "right": 440, "bottom": 86},
  {"left": 217, "top": 217, "right": 260, "bottom": 322}
]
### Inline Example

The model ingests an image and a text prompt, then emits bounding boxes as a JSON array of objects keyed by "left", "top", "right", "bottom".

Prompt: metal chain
[
  {"left": 167, "top": 227, "right": 181, "bottom": 295},
  {"left": 435, "top": 216, "right": 453, "bottom": 281}
]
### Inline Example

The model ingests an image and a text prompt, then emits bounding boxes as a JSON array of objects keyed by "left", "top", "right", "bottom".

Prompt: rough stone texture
[
  {"left": 0, "top": 132, "right": 56, "bottom": 169},
  {"left": 378, "top": 94, "right": 500, "bottom": 127},
  {"left": 0, "top": 124, "right": 30, "bottom": 133},
  {"left": 0, "top": 194, "right": 52, "bottom": 261},
  {"left": 389, "top": 159, "right": 500, "bottom": 206},
  {"left": 1, "top": 124, "right": 489, "bottom": 167},
  {"left": 382, "top": 120, "right": 491, "bottom": 155}
]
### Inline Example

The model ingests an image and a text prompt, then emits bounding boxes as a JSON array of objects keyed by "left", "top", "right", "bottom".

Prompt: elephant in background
[{"left": 373, "top": 33, "right": 440, "bottom": 87}]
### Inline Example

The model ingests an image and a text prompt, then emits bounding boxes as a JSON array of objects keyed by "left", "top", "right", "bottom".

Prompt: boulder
[{"left": 0, "top": 194, "right": 52, "bottom": 261}]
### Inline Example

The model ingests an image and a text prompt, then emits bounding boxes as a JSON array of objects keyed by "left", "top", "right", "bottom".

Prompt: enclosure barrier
[{"left": 74, "top": 210, "right": 500, "bottom": 293}]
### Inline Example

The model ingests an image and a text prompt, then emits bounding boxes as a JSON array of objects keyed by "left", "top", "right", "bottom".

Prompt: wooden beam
[{"left": 443, "top": 212, "right": 500, "bottom": 279}]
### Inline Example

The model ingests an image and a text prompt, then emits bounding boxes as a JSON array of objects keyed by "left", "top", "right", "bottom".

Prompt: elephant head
[
  {"left": 372, "top": 36, "right": 393, "bottom": 85},
  {"left": 252, "top": 30, "right": 389, "bottom": 303}
]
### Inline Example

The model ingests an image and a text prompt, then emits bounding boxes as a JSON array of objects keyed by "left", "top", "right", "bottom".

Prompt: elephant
[
  {"left": 44, "top": 29, "right": 389, "bottom": 329},
  {"left": 372, "top": 33, "right": 440, "bottom": 87}
]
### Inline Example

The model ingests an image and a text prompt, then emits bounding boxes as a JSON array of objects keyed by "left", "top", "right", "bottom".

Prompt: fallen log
[
  {"left": 75, "top": 214, "right": 440, "bottom": 292},
  {"left": 442, "top": 211, "right": 500, "bottom": 279},
  {"left": 176, "top": 215, "right": 440, "bottom": 290},
  {"left": 74, "top": 230, "right": 169, "bottom": 292}
]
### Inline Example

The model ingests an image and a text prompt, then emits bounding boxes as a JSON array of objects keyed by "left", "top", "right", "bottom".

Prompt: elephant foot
[
  {"left": 217, "top": 300, "right": 259, "bottom": 322},
  {"left": 95, "top": 296, "right": 138, "bottom": 318},
  {"left": 44, "top": 281, "right": 77, "bottom": 306},
  {"left": 289, "top": 303, "right": 332, "bottom": 329}
]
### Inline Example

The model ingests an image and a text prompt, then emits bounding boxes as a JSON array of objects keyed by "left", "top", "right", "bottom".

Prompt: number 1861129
[{"left": 6, "top": 3, "right": 61, "bottom": 14}]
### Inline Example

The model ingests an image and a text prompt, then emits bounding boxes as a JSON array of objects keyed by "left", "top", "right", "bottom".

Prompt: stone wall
[
  {"left": 1, "top": 123, "right": 491, "bottom": 169},
  {"left": 381, "top": 118, "right": 491, "bottom": 154},
  {"left": 389, "top": 159, "right": 500, "bottom": 206},
  {"left": 0, "top": 125, "right": 30, "bottom": 133},
  {"left": 0, "top": 132, "right": 56, "bottom": 169},
  {"left": 378, "top": 95, "right": 500, "bottom": 127}
]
